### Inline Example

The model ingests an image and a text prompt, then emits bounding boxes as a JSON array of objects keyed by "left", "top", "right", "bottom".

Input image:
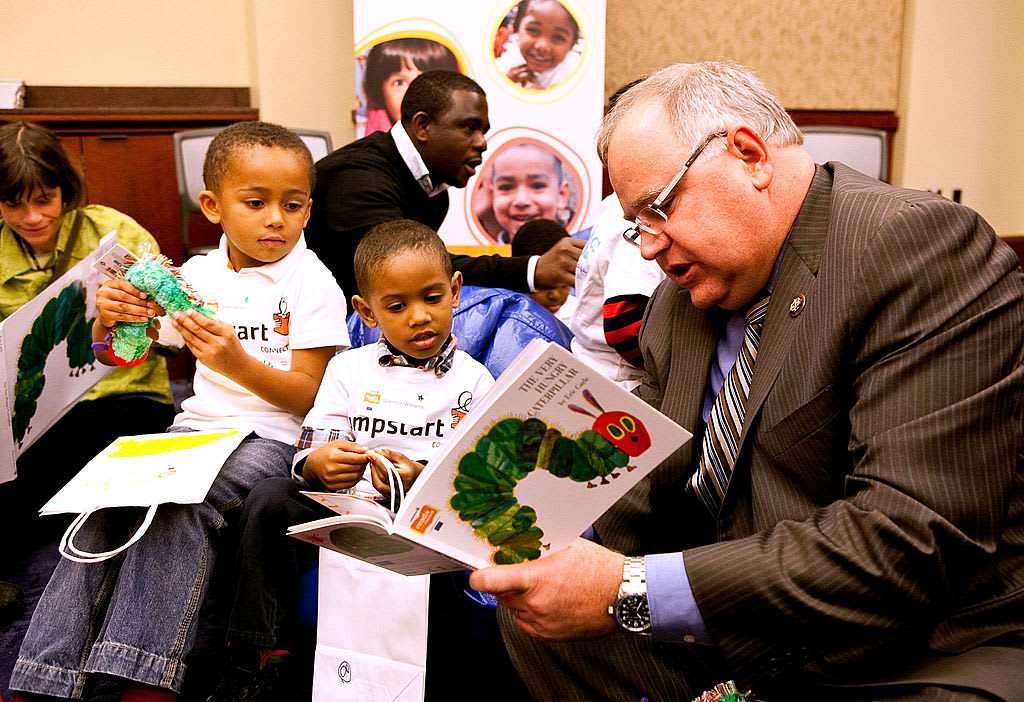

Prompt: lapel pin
[{"left": 789, "top": 294, "right": 806, "bottom": 317}]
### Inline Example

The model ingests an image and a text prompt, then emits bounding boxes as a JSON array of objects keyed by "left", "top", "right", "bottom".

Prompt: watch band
[
  {"left": 609, "top": 556, "right": 651, "bottom": 634},
  {"left": 618, "top": 556, "right": 646, "bottom": 597}
]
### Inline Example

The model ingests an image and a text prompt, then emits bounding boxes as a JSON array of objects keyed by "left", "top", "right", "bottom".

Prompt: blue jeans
[{"left": 10, "top": 432, "right": 294, "bottom": 698}]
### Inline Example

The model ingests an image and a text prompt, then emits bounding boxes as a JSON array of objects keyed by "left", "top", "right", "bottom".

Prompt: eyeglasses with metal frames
[{"left": 622, "top": 131, "right": 727, "bottom": 248}]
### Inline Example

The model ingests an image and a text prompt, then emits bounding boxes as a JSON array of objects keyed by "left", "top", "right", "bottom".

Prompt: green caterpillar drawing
[
  {"left": 12, "top": 280, "right": 96, "bottom": 446},
  {"left": 449, "top": 389, "right": 652, "bottom": 565}
]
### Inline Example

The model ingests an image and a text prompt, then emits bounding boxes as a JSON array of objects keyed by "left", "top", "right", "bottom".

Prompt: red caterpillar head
[{"left": 568, "top": 389, "right": 651, "bottom": 456}]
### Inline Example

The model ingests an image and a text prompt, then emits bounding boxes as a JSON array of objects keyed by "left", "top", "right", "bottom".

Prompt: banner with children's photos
[
  {"left": 0, "top": 233, "right": 118, "bottom": 483},
  {"left": 353, "top": 0, "right": 606, "bottom": 247}
]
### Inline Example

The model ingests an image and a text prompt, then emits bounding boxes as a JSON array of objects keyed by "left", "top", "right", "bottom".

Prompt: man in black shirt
[{"left": 306, "top": 70, "right": 582, "bottom": 309}]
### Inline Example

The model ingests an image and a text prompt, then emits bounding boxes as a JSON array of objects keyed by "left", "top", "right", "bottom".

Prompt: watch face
[{"left": 614, "top": 594, "right": 650, "bottom": 632}]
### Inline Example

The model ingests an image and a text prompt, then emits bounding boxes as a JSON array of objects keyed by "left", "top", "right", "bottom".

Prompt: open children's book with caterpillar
[{"left": 287, "top": 339, "right": 691, "bottom": 576}]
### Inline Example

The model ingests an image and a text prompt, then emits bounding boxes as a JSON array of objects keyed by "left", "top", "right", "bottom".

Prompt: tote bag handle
[{"left": 58, "top": 504, "right": 159, "bottom": 563}]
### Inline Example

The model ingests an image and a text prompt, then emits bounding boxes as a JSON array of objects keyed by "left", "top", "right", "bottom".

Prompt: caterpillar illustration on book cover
[
  {"left": 449, "top": 389, "right": 651, "bottom": 565},
  {"left": 12, "top": 280, "right": 95, "bottom": 446}
]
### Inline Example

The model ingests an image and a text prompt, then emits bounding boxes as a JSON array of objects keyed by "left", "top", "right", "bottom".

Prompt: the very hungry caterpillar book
[{"left": 288, "top": 340, "right": 691, "bottom": 576}]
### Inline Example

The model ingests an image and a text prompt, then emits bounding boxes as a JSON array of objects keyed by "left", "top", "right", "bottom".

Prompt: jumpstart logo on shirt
[
  {"left": 451, "top": 390, "right": 473, "bottom": 428},
  {"left": 350, "top": 415, "right": 446, "bottom": 440},
  {"left": 225, "top": 295, "right": 292, "bottom": 368},
  {"left": 272, "top": 297, "right": 290, "bottom": 335},
  {"left": 350, "top": 389, "right": 476, "bottom": 443}
]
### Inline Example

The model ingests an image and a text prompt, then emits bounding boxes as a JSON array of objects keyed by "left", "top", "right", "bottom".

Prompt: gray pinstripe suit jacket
[
  {"left": 501, "top": 163, "right": 1024, "bottom": 701},
  {"left": 606, "top": 162, "right": 1024, "bottom": 695}
]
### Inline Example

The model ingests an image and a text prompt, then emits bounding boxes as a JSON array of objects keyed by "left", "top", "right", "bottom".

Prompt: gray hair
[{"left": 596, "top": 61, "right": 803, "bottom": 167}]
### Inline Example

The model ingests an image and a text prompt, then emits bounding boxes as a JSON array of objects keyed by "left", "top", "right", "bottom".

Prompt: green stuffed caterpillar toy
[{"left": 104, "top": 250, "right": 216, "bottom": 366}]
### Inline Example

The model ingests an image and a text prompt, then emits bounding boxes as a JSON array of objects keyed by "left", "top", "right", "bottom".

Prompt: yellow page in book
[{"left": 109, "top": 431, "right": 238, "bottom": 457}]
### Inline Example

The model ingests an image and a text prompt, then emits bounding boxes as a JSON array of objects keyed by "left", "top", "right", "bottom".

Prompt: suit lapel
[
  {"left": 672, "top": 285, "right": 721, "bottom": 436},
  {"left": 645, "top": 283, "right": 719, "bottom": 486},
  {"left": 738, "top": 166, "right": 834, "bottom": 458}
]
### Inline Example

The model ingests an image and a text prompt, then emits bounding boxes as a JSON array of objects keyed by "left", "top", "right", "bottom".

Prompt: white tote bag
[
  {"left": 314, "top": 550, "right": 429, "bottom": 702},
  {"left": 39, "top": 429, "right": 247, "bottom": 562}
]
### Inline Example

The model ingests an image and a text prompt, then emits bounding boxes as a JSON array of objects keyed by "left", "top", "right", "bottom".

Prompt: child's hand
[
  {"left": 171, "top": 309, "right": 247, "bottom": 377},
  {"left": 145, "top": 318, "right": 162, "bottom": 342},
  {"left": 367, "top": 448, "right": 424, "bottom": 496},
  {"left": 96, "top": 279, "right": 162, "bottom": 329},
  {"left": 506, "top": 63, "right": 535, "bottom": 87},
  {"left": 303, "top": 440, "right": 369, "bottom": 492}
]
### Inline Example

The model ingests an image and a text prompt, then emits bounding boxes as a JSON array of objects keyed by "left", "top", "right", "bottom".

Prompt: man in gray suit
[{"left": 471, "top": 61, "right": 1024, "bottom": 701}]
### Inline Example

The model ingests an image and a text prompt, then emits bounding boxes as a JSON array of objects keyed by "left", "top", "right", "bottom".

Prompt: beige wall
[
  {"left": 0, "top": 0, "right": 355, "bottom": 147},
  {"left": 247, "top": 0, "right": 354, "bottom": 145},
  {"left": 605, "top": 0, "right": 903, "bottom": 110},
  {"left": 896, "top": 0, "right": 1024, "bottom": 235},
  {"left": 0, "top": 0, "right": 251, "bottom": 87},
  {"left": 2, "top": 1, "right": 1021, "bottom": 233}
]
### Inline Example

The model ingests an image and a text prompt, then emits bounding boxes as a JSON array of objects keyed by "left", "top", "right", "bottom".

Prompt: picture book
[
  {"left": 287, "top": 339, "right": 691, "bottom": 576},
  {"left": 0, "top": 233, "right": 119, "bottom": 484}
]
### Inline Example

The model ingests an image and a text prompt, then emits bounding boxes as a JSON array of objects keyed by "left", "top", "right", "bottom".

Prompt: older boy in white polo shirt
[{"left": 12, "top": 121, "right": 348, "bottom": 702}]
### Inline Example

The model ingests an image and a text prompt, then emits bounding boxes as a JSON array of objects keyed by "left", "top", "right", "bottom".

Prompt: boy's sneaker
[{"left": 204, "top": 650, "right": 299, "bottom": 702}]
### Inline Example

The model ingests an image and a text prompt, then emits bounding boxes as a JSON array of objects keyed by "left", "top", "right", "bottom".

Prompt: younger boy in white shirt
[{"left": 216, "top": 220, "right": 502, "bottom": 700}]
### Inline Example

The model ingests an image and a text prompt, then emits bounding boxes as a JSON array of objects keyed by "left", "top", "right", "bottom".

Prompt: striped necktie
[{"left": 688, "top": 294, "right": 771, "bottom": 515}]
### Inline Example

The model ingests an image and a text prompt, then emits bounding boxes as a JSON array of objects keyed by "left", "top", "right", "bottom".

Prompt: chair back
[
  {"left": 172, "top": 126, "right": 333, "bottom": 257},
  {"left": 801, "top": 126, "right": 889, "bottom": 182}
]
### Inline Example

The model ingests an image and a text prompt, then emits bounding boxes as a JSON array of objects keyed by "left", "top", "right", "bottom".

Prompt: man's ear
[
  {"left": 408, "top": 112, "right": 434, "bottom": 145},
  {"left": 198, "top": 190, "right": 221, "bottom": 224},
  {"left": 450, "top": 270, "right": 463, "bottom": 309},
  {"left": 351, "top": 295, "right": 378, "bottom": 328},
  {"left": 728, "top": 126, "right": 773, "bottom": 190}
]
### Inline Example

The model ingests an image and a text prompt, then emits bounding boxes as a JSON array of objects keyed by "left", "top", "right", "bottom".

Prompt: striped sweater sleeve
[{"left": 602, "top": 294, "right": 649, "bottom": 369}]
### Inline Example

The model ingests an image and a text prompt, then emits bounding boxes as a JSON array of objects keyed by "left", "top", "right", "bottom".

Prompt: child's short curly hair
[
  {"left": 354, "top": 219, "right": 453, "bottom": 297},
  {"left": 510, "top": 218, "right": 569, "bottom": 258},
  {"left": 202, "top": 121, "right": 315, "bottom": 193}
]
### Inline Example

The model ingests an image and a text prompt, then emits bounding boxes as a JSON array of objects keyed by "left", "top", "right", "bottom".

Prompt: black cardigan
[{"left": 306, "top": 130, "right": 531, "bottom": 310}]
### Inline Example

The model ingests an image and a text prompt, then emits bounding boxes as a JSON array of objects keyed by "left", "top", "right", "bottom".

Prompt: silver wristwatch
[{"left": 608, "top": 556, "right": 651, "bottom": 634}]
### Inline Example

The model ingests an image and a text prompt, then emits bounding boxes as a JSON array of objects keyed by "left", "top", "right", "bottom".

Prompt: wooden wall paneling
[
  {"left": 80, "top": 133, "right": 183, "bottom": 263},
  {"left": 56, "top": 135, "right": 86, "bottom": 175}
]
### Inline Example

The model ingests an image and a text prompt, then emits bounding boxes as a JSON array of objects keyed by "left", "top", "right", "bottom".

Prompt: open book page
[
  {"left": 391, "top": 340, "right": 692, "bottom": 570},
  {"left": 287, "top": 495, "right": 468, "bottom": 575},
  {"left": 298, "top": 490, "right": 394, "bottom": 524},
  {"left": 1, "top": 232, "right": 120, "bottom": 483}
]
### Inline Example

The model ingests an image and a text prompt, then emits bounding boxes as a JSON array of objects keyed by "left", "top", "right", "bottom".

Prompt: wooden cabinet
[
  {"left": 0, "top": 87, "right": 258, "bottom": 263},
  {"left": 0, "top": 87, "right": 259, "bottom": 378},
  {"left": 61, "top": 132, "right": 183, "bottom": 258}
]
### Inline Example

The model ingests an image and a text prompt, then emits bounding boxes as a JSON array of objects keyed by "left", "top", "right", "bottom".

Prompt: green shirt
[{"left": 0, "top": 205, "right": 173, "bottom": 405}]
